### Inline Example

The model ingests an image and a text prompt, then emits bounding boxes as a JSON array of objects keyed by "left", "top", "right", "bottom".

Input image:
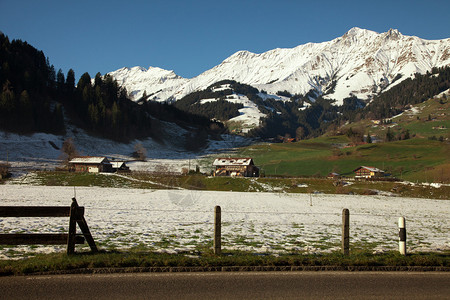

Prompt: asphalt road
[{"left": 1, "top": 271, "right": 449, "bottom": 299}]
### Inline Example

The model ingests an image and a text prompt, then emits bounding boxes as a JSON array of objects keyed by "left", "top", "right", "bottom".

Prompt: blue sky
[{"left": 1, "top": 0, "right": 449, "bottom": 80}]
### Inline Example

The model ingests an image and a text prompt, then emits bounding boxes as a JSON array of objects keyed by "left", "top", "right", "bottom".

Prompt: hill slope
[{"left": 234, "top": 96, "right": 449, "bottom": 183}]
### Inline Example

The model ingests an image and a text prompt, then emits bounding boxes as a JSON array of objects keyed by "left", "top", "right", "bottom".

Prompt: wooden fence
[
  {"left": 0, "top": 201, "right": 411, "bottom": 256},
  {"left": 213, "top": 206, "right": 405, "bottom": 256},
  {"left": 0, "top": 197, "right": 98, "bottom": 254}
]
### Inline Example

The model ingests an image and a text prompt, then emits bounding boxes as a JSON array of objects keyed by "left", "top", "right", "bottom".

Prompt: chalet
[
  {"left": 111, "top": 161, "right": 130, "bottom": 173},
  {"left": 69, "top": 156, "right": 113, "bottom": 173},
  {"left": 213, "top": 158, "right": 259, "bottom": 177},
  {"left": 353, "top": 166, "right": 385, "bottom": 179},
  {"left": 327, "top": 172, "right": 341, "bottom": 179}
]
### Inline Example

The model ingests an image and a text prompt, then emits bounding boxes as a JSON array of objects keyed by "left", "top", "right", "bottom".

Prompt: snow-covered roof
[
  {"left": 111, "top": 161, "right": 127, "bottom": 168},
  {"left": 213, "top": 158, "right": 254, "bottom": 166},
  {"left": 354, "top": 166, "right": 384, "bottom": 173},
  {"left": 69, "top": 156, "right": 111, "bottom": 164}
]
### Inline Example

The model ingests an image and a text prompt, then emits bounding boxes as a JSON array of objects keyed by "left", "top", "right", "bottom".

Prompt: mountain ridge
[{"left": 109, "top": 27, "right": 450, "bottom": 104}]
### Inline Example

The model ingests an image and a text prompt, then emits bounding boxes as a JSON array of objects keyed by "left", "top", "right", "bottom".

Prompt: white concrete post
[{"left": 398, "top": 217, "right": 407, "bottom": 255}]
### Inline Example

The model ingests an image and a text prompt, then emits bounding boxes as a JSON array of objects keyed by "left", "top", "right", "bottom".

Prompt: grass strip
[{"left": 1, "top": 249, "right": 448, "bottom": 276}]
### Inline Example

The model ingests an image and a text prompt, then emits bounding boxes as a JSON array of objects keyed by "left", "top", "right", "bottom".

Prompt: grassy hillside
[
  {"left": 237, "top": 138, "right": 449, "bottom": 182},
  {"left": 340, "top": 96, "right": 449, "bottom": 141},
  {"left": 230, "top": 96, "right": 449, "bottom": 182}
]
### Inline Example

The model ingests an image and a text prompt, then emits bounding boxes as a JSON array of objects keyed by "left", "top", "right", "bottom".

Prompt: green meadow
[
  {"left": 237, "top": 138, "right": 449, "bottom": 183},
  {"left": 232, "top": 97, "right": 449, "bottom": 182}
]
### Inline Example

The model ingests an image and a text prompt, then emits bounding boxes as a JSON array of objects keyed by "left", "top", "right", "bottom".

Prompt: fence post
[
  {"left": 398, "top": 217, "right": 407, "bottom": 255},
  {"left": 72, "top": 197, "right": 98, "bottom": 253},
  {"left": 214, "top": 205, "right": 221, "bottom": 255},
  {"left": 67, "top": 198, "right": 78, "bottom": 254},
  {"left": 341, "top": 208, "right": 350, "bottom": 255}
]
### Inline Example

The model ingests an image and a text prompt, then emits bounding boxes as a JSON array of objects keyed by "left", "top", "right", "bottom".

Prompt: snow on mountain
[
  {"left": 204, "top": 84, "right": 266, "bottom": 133},
  {"left": 110, "top": 28, "right": 450, "bottom": 105},
  {"left": 109, "top": 66, "right": 188, "bottom": 101}
]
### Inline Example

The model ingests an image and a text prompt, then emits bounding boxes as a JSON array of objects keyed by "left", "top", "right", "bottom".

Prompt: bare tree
[
  {"left": 60, "top": 138, "right": 79, "bottom": 165},
  {"left": 0, "top": 162, "right": 11, "bottom": 179},
  {"left": 133, "top": 143, "right": 147, "bottom": 161}
]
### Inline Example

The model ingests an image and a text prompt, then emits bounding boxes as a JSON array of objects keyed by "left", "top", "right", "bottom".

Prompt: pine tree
[
  {"left": 94, "top": 72, "right": 103, "bottom": 88},
  {"left": 112, "top": 101, "right": 120, "bottom": 127},
  {"left": 385, "top": 127, "right": 394, "bottom": 142},
  {"left": 56, "top": 69, "right": 65, "bottom": 93},
  {"left": 77, "top": 73, "right": 92, "bottom": 92},
  {"left": 48, "top": 63, "right": 56, "bottom": 89},
  {"left": 404, "top": 129, "right": 410, "bottom": 140},
  {"left": 0, "top": 80, "right": 15, "bottom": 113},
  {"left": 66, "top": 69, "right": 75, "bottom": 94},
  {"left": 19, "top": 90, "right": 33, "bottom": 130}
]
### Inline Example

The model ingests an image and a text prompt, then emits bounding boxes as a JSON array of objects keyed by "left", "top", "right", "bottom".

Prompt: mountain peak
[
  {"left": 109, "top": 28, "right": 450, "bottom": 103},
  {"left": 344, "top": 27, "right": 376, "bottom": 37},
  {"left": 226, "top": 50, "right": 255, "bottom": 61},
  {"left": 385, "top": 28, "right": 402, "bottom": 40}
]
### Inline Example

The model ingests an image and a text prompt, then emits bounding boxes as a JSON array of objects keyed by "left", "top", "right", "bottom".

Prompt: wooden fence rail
[{"left": 0, "top": 197, "right": 98, "bottom": 254}]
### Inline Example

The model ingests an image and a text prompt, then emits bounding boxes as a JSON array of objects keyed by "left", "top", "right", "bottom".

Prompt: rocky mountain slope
[{"left": 110, "top": 28, "right": 450, "bottom": 105}]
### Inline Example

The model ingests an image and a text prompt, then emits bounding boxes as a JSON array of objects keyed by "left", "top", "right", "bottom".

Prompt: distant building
[
  {"left": 213, "top": 158, "right": 259, "bottom": 177},
  {"left": 327, "top": 172, "right": 341, "bottom": 179},
  {"left": 69, "top": 156, "right": 112, "bottom": 173},
  {"left": 111, "top": 161, "right": 130, "bottom": 173},
  {"left": 353, "top": 166, "right": 385, "bottom": 179}
]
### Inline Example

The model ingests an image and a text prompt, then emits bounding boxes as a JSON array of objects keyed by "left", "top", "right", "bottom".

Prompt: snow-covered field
[{"left": 0, "top": 185, "right": 448, "bottom": 259}]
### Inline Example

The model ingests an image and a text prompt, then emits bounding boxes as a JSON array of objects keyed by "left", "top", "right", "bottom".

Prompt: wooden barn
[
  {"left": 353, "top": 166, "right": 385, "bottom": 179},
  {"left": 327, "top": 172, "right": 341, "bottom": 179},
  {"left": 213, "top": 158, "right": 259, "bottom": 177},
  {"left": 111, "top": 161, "right": 130, "bottom": 173},
  {"left": 69, "top": 156, "right": 113, "bottom": 173}
]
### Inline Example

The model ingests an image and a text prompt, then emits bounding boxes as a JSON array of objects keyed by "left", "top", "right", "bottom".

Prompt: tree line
[
  {"left": 0, "top": 33, "right": 64, "bottom": 134},
  {"left": 0, "top": 32, "right": 224, "bottom": 143},
  {"left": 362, "top": 67, "right": 450, "bottom": 120}
]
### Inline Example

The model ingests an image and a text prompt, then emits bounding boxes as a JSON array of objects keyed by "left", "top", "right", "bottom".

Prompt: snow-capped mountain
[
  {"left": 109, "top": 66, "right": 188, "bottom": 101},
  {"left": 110, "top": 28, "right": 450, "bottom": 105}
]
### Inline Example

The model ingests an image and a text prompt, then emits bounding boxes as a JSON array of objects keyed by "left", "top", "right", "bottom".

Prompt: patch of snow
[
  {"left": 199, "top": 98, "right": 218, "bottom": 104},
  {"left": 257, "top": 93, "right": 290, "bottom": 102},
  {"left": 211, "top": 84, "right": 232, "bottom": 92},
  {"left": 423, "top": 182, "right": 442, "bottom": 188},
  {"left": 222, "top": 94, "right": 265, "bottom": 132},
  {"left": 434, "top": 88, "right": 450, "bottom": 98}
]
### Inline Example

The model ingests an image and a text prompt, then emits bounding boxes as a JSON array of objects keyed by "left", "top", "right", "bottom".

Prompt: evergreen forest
[{"left": 0, "top": 32, "right": 223, "bottom": 142}]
